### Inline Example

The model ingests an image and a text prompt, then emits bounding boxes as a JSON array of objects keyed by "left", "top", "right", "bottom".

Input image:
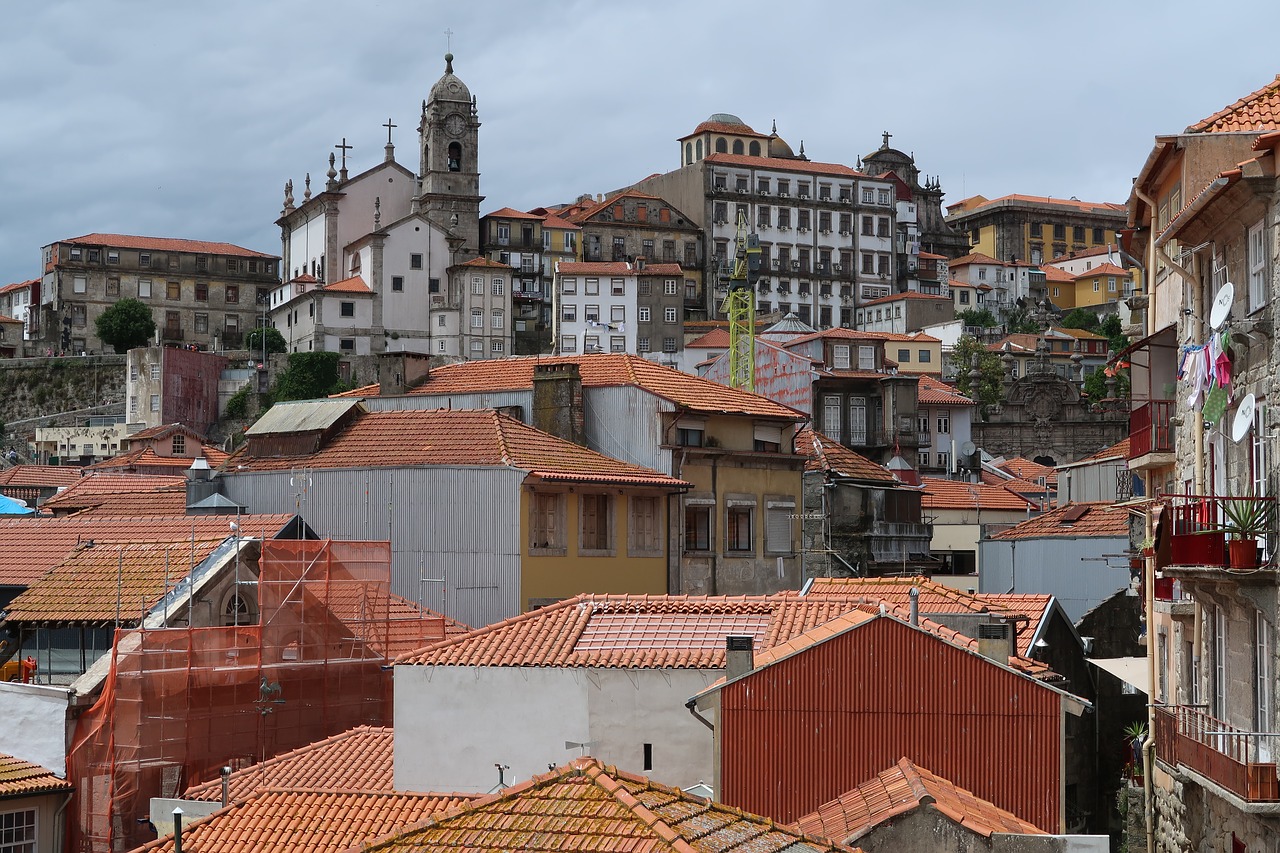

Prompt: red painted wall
[
  {"left": 162, "top": 347, "right": 227, "bottom": 434},
  {"left": 718, "top": 617, "right": 1062, "bottom": 831}
]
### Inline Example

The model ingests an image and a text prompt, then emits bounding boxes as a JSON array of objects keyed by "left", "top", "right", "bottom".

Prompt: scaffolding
[{"left": 66, "top": 539, "right": 448, "bottom": 853}]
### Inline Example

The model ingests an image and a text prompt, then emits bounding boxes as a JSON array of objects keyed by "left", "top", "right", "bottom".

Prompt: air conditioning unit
[
  {"left": 839, "top": 230, "right": 850, "bottom": 237},
  {"left": 798, "top": 227, "right": 809, "bottom": 233},
  {"left": 798, "top": 193, "right": 810, "bottom": 199},
  {"left": 760, "top": 189, "right": 771, "bottom": 195},
  {"left": 737, "top": 188, "right": 748, "bottom": 194},
  {"left": 779, "top": 225, "right": 790, "bottom": 231},
  {"left": 833, "top": 264, "right": 843, "bottom": 272},
  {"left": 778, "top": 191, "right": 790, "bottom": 198},
  {"left": 771, "top": 259, "right": 780, "bottom": 269},
  {"left": 791, "top": 261, "right": 801, "bottom": 271},
  {"left": 820, "top": 229, "right": 831, "bottom": 235}
]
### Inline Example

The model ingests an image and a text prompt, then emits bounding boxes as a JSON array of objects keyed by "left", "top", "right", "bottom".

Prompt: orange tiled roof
[
  {"left": 0, "top": 513, "right": 295, "bottom": 589},
  {"left": 134, "top": 789, "right": 478, "bottom": 853},
  {"left": 0, "top": 752, "right": 72, "bottom": 798},
  {"left": 686, "top": 328, "right": 731, "bottom": 348},
  {"left": 125, "top": 423, "right": 204, "bottom": 443},
  {"left": 856, "top": 292, "right": 952, "bottom": 308},
  {"left": 40, "top": 473, "right": 187, "bottom": 516},
  {"left": 322, "top": 275, "right": 372, "bottom": 293},
  {"left": 1048, "top": 244, "right": 1117, "bottom": 263},
  {"left": 989, "top": 502, "right": 1129, "bottom": 540},
  {"left": 1041, "top": 264, "right": 1076, "bottom": 283},
  {"left": 982, "top": 470, "right": 1051, "bottom": 499},
  {"left": 393, "top": 354, "right": 804, "bottom": 419},
  {"left": 794, "top": 757, "right": 1045, "bottom": 843},
  {"left": 703, "top": 152, "right": 865, "bottom": 179},
  {"left": 227, "top": 408, "right": 688, "bottom": 487},
  {"left": 997, "top": 457, "right": 1057, "bottom": 487},
  {"left": 0, "top": 314, "right": 21, "bottom": 325},
  {"left": 948, "top": 252, "right": 1003, "bottom": 267},
  {"left": 0, "top": 464, "right": 84, "bottom": 488},
  {"left": 918, "top": 251, "right": 947, "bottom": 260},
  {"left": 797, "top": 428, "right": 896, "bottom": 482},
  {"left": 57, "top": 233, "right": 276, "bottom": 259},
  {"left": 184, "top": 726, "right": 395, "bottom": 801},
  {"left": 539, "top": 212, "right": 580, "bottom": 231},
  {"left": 946, "top": 196, "right": 1126, "bottom": 217},
  {"left": 1187, "top": 74, "right": 1280, "bottom": 133},
  {"left": 0, "top": 279, "right": 39, "bottom": 296},
  {"left": 1072, "top": 262, "right": 1129, "bottom": 280},
  {"left": 561, "top": 190, "right": 675, "bottom": 225},
  {"left": 782, "top": 328, "right": 939, "bottom": 347},
  {"left": 358, "top": 757, "right": 860, "bottom": 853},
  {"left": 1079, "top": 438, "right": 1130, "bottom": 462},
  {"left": 483, "top": 207, "right": 543, "bottom": 220},
  {"left": 917, "top": 376, "right": 974, "bottom": 406},
  {"left": 452, "top": 257, "right": 515, "bottom": 270},
  {"left": 5, "top": 537, "right": 229, "bottom": 624},
  {"left": 921, "top": 477, "right": 1038, "bottom": 511},
  {"left": 557, "top": 261, "right": 684, "bottom": 276},
  {"left": 87, "top": 444, "right": 229, "bottom": 473}
]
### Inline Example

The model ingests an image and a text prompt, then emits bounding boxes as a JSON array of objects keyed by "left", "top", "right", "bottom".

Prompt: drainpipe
[
  {"left": 709, "top": 454, "right": 719, "bottom": 595},
  {"left": 52, "top": 789, "right": 73, "bottom": 853}
]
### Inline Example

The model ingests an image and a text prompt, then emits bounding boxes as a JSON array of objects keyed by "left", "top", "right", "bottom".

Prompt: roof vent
[
  {"left": 977, "top": 622, "right": 1014, "bottom": 664},
  {"left": 725, "top": 635, "right": 755, "bottom": 681}
]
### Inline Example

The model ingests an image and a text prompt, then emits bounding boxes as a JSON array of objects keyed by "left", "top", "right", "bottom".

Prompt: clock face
[{"left": 444, "top": 114, "right": 465, "bottom": 137}]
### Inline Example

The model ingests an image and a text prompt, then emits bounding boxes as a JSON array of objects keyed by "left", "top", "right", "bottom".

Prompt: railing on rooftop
[
  {"left": 1155, "top": 705, "right": 1279, "bottom": 802},
  {"left": 1130, "top": 400, "right": 1174, "bottom": 458}
]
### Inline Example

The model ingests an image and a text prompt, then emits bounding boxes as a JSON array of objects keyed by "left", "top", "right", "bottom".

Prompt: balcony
[
  {"left": 161, "top": 326, "right": 184, "bottom": 342},
  {"left": 1129, "top": 400, "right": 1174, "bottom": 461},
  {"left": 916, "top": 428, "right": 932, "bottom": 448},
  {"left": 846, "top": 426, "right": 886, "bottom": 448},
  {"left": 1155, "top": 706, "right": 1279, "bottom": 802},
  {"left": 220, "top": 329, "right": 243, "bottom": 347},
  {"left": 1164, "top": 493, "right": 1278, "bottom": 570}
]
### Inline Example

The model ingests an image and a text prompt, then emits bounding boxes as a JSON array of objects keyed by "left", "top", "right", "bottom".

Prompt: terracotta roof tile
[
  {"left": 0, "top": 279, "right": 39, "bottom": 296},
  {"left": 0, "top": 752, "right": 72, "bottom": 797},
  {"left": 40, "top": 473, "right": 186, "bottom": 516},
  {"left": 538, "top": 212, "right": 580, "bottom": 231},
  {"left": 0, "top": 464, "right": 85, "bottom": 488},
  {"left": 917, "top": 376, "right": 974, "bottom": 406},
  {"left": 557, "top": 261, "right": 684, "bottom": 276},
  {"left": 1079, "top": 438, "right": 1130, "bottom": 462},
  {"left": 321, "top": 275, "right": 372, "bottom": 293},
  {"left": 482, "top": 207, "right": 543, "bottom": 220},
  {"left": 997, "top": 457, "right": 1058, "bottom": 487},
  {"left": 1187, "top": 74, "right": 1280, "bottom": 133},
  {"left": 184, "top": 726, "right": 396, "bottom": 801},
  {"left": 4, "top": 537, "right": 229, "bottom": 624},
  {"left": 87, "top": 444, "right": 230, "bottom": 473},
  {"left": 356, "top": 757, "right": 860, "bottom": 853},
  {"left": 133, "top": 789, "right": 478, "bottom": 853},
  {"left": 227, "top": 408, "right": 689, "bottom": 487},
  {"left": 391, "top": 354, "right": 803, "bottom": 419},
  {"left": 917, "top": 251, "right": 947, "bottom": 260},
  {"left": 794, "top": 757, "right": 1045, "bottom": 842},
  {"left": 0, "top": 314, "right": 21, "bottom": 325},
  {"left": 686, "top": 328, "right": 731, "bottom": 348},
  {"left": 125, "top": 423, "right": 204, "bottom": 443},
  {"left": 989, "top": 501, "right": 1129, "bottom": 540},
  {"left": 1041, "top": 264, "right": 1076, "bottom": 283},
  {"left": 856, "top": 292, "right": 952, "bottom": 308},
  {"left": 920, "top": 477, "right": 1039, "bottom": 511},
  {"left": 56, "top": 233, "right": 276, "bottom": 259},
  {"left": 1071, "top": 262, "right": 1129, "bottom": 280},
  {"left": 797, "top": 428, "right": 896, "bottom": 482},
  {"left": 452, "top": 257, "right": 515, "bottom": 270},
  {"left": 703, "top": 152, "right": 865, "bottom": 179},
  {"left": 947, "top": 252, "right": 1003, "bottom": 267},
  {"left": 0, "top": 514, "right": 295, "bottom": 588}
]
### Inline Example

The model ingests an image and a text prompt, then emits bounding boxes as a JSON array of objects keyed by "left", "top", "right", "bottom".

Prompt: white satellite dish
[
  {"left": 1232, "top": 392, "right": 1256, "bottom": 443},
  {"left": 1208, "top": 281, "right": 1235, "bottom": 330}
]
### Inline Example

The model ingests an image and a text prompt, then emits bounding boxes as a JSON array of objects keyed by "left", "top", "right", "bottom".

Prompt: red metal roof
[
  {"left": 0, "top": 752, "right": 72, "bottom": 798},
  {"left": 793, "top": 757, "right": 1046, "bottom": 842},
  {"left": 56, "top": 233, "right": 277, "bottom": 259},
  {"left": 228, "top": 408, "right": 688, "bottom": 487}
]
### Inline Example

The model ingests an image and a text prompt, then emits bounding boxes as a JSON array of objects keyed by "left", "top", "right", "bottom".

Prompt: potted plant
[
  {"left": 1221, "top": 493, "right": 1276, "bottom": 569},
  {"left": 1123, "top": 721, "right": 1147, "bottom": 785}
]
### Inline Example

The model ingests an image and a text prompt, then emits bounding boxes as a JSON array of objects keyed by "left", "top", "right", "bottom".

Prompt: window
[
  {"left": 471, "top": 309, "right": 483, "bottom": 328},
  {"left": 584, "top": 334, "right": 600, "bottom": 351},
  {"left": 491, "top": 340, "right": 504, "bottom": 353},
  {"left": 858, "top": 346, "right": 874, "bottom": 370},
  {"left": 610, "top": 305, "right": 625, "bottom": 324},
  {"left": 340, "top": 301, "right": 355, "bottom": 317},
  {"left": 862, "top": 188, "right": 874, "bottom": 203},
  {"left": 73, "top": 275, "right": 87, "bottom": 294},
  {"left": 937, "top": 451, "right": 950, "bottom": 471},
  {"left": 585, "top": 278, "right": 600, "bottom": 296},
  {"left": 919, "top": 452, "right": 929, "bottom": 467},
  {"left": 195, "top": 256, "right": 207, "bottom": 271},
  {"left": 149, "top": 394, "right": 160, "bottom": 412},
  {"left": 1249, "top": 220, "right": 1267, "bottom": 312},
  {"left": 409, "top": 252, "right": 423, "bottom": 270},
  {"left": 562, "top": 304, "right": 577, "bottom": 322},
  {"left": 664, "top": 279, "right": 678, "bottom": 296},
  {"left": 897, "top": 348, "right": 910, "bottom": 362},
  {"left": 877, "top": 217, "right": 890, "bottom": 237},
  {"left": 877, "top": 189, "right": 890, "bottom": 205},
  {"left": 685, "top": 504, "right": 712, "bottom": 551},
  {"left": 562, "top": 277, "right": 577, "bottom": 295},
  {"left": 766, "top": 502, "right": 793, "bottom": 553},
  {"left": 1108, "top": 277, "right": 1117, "bottom": 293},
  {"left": 581, "top": 493, "right": 613, "bottom": 552},
  {"left": 139, "top": 252, "right": 151, "bottom": 267},
  {"left": 861, "top": 253, "right": 874, "bottom": 274},
  {"left": 470, "top": 340, "right": 484, "bottom": 352},
  {"left": 71, "top": 304, "right": 86, "bottom": 327},
  {"left": 1030, "top": 222, "right": 1043, "bottom": 238},
  {"left": 429, "top": 277, "right": 440, "bottom": 293},
  {"left": 877, "top": 254, "right": 889, "bottom": 276},
  {"left": 663, "top": 337, "right": 677, "bottom": 353},
  {"left": 638, "top": 279, "right": 652, "bottom": 296},
  {"left": 471, "top": 277, "right": 484, "bottom": 295},
  {"left": 1053, "top": 223, "right": 1066, "bottom": 240},
  {"left": 226, "top": 258, "right": 239, "bottom": 272},
  {"left": 610, "top": 335, "right": 625, "bottom": 352},
  {"left": 70, "top": 247, "right": 83, "bottom": 261},
  {"left": 919, "top": 349, "right": 931, "bottom": 363},
  {"left": 194, "top": 313, "right": 208, "bottom": 333},
  {"left": 726, "top": 506, "right": 753, "bottom": 552},
  {"left": 823, "top": 395, "right": 841, "bottom": 438},
  {"left": 937, "top": 415, "right": 950, "bottom": 434},
  {"left": 564, "top": 232, "right": 577, "bottom": 252},
  {"left": 1257, "top": 610, "right": 1271, "bottom": 738},
  {"left": 492, "top": 310, "right": 503, "bottom": 329},
  {"left": 629, "top": 496, "right": 661, "bottom": 554},
  {"left": 149, "top": 363, "right": 160, "bottom": 381},
  {"left": 438, "top": 314, "right": 447, "bottom": 327},
  {"left": 1073, "top": 226, "right": 1085, "bottom": 243},
  {"left": 861, "top": 215, "right": 873, "bottom": 236},
  {"left": 959, "top": 289, "right": 971, "bottom": 304},
  {"left": 225, "top": 284, "right": 239, "bottom": 304},
  {"left": 638, "top": 306, "right": 651, "bottom": 323},
  {"left": 88, "top": 249, "right": 100, "bottom": 263},
  {"left": 105, "top": 277, "right": 120, "bottom": 296},
  {"left": 677, "top": 421, "right": 704, "bottom": 446},
  {"left": 664, "top": 307, "right": 678, "bottom": 324},
  {"left": 493, "top": 277, "right": 505, "bottom": 295},
  {"left": 392, "top": 275, "right": 404, "bottom": 292},
  {"left": 531, "top": 492, "right": 566, "bottom": 550},
  {"left": 584, "top": 304, "right": 600, "bottom": 323},
  {"left": 1093, "top": 281, "right": 1100, "bottom": 293},
  {"left": 638, "top": 336, "right": 651, "bottom": 352},
  {"left": 560, "top": 335, "right": 578, "bottom": 352},
  {"left": 833, "top": 344, "right": 850, "bottom": 369},
  {"left": 611, "top": 278, "right": 625, "bottom": 296},
  {"left": 0, "top": 807, "right": 36, "bottom": 853},
  {"left": 167, "top": 281, "right": 180, "bottom": 300}
]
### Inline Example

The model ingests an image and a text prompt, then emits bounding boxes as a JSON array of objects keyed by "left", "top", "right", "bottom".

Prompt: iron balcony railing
[
  {"left": 1155, "top": 705, "right": 1279, "bottom": 801},
  {"left": 1130, "top": 400, "right": 1174, "bottom": 458}
]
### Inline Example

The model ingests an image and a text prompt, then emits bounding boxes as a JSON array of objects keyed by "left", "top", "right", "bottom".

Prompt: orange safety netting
[{"left": 66, "top": 539, "right": 448, "bottom": 853}]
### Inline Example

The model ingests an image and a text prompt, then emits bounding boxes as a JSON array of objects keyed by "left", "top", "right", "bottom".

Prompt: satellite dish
[
  {"left": 1232, "top": 393, "right": 1256, "bottom": 443},
  {"left": 1208, "top": 281, "right": 1235, "bottom": 330},
  {"left": 960, "top": 440, "right": 976, "bottom": 457}
]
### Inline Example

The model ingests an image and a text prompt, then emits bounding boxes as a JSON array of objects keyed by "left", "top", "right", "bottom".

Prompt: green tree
[
  {"left": 272, "top": 352, "right": 344, "bottom": 402},
  {"left": 94, "top": 298, "right": 155, "bottom": 353},
  {"left": 1098, "top": 313, "right": 1127, "bottom": 354},
  {"left": 1002, "top": 306, "right": 1041, "bottom": 335},
  {"left": 949, "top": 335, "right": 1004, "bottom": 419},
  {"left": 1060, "top": 308, "right": 1100, "bottom": 332},
  {"left": 246, "top": 326, "right": 287, "bottom": 356},
  {"left": 957, "top": 307, "right": 998, "bottom": 328},
  {"left": 1084, "top": 366, "right": 1130, "bottom": 401}
]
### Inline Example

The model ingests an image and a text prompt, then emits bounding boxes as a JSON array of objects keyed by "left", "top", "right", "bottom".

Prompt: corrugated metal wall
[
  {"left": 221, "top": 466, "right": 523, "bottom": 628},
  {"left": 582, "top": 386, "right": 671, "bottom": 473},
  {"left": 719, "top": 617, "right": 1062, "bottom": 831}
]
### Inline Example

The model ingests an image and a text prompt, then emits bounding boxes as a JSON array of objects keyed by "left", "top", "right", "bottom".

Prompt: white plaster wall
[
  {"left": 393, "top": 666, "right": 719, "bottom": 793},
  {"left": 0, "top": 682, "right": 72, "bottom": 775}
]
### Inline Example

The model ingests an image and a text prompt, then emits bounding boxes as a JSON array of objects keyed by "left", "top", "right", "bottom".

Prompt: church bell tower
[{"left": 418, "top": 52, "right": 483, "bottom": 255}]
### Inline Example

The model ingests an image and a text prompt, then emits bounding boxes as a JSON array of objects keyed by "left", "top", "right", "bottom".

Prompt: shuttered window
[
  {"left": 765, "top": 503, "right": 793, "bottom": 554},
  {"left": 530, "top": 493, "right": 565, "bottom": 551},
  {"left": 581, "top": 494, "right": 613, "bottom": 552},
  {"left": 630, "top": 496, "right": 661, "bottom": 554}
]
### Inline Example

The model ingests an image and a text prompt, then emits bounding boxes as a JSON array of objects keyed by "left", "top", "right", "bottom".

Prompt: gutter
[{"left": 684, "top": 696, "right": 714, "bottom": 731}]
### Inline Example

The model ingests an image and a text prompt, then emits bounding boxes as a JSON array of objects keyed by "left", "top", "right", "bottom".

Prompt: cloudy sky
[{"left": 2, "top": 0, "right": 1278, "bottom": 286}]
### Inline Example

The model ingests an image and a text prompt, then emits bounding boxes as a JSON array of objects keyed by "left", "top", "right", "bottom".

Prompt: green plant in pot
[{"left": 1221, "top": 493, "right": 1276, "bottom": 569}]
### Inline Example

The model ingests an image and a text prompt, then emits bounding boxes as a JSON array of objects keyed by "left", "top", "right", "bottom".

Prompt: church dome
[
  {"left": 767, "top": 132, "right": 796, "bottom": 159},
  {"left": 706, "top": 112, "right": 746, "bottom": 126},
  {"left": 429, "top": 53, "right": 471, "bottom": 103}
]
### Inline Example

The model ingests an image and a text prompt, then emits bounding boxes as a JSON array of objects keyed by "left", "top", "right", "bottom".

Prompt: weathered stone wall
[
  {"left": 1152, "top": 764, "right": 1280, "bottom": 852},
  {"left": 0, "top": 356, "right": 126, "bottom": 439}
]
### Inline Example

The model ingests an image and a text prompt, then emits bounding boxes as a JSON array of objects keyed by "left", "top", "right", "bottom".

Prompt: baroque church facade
[{"left": 269, "top": 54, "right": 513, "bottom": 359}]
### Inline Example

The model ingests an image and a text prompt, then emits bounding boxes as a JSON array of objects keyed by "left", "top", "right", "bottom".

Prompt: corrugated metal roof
[{"left": 246, "top": 399, "right": 364, "bottom": 436}]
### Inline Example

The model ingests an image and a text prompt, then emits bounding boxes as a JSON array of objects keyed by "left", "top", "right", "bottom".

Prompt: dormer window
[{"left": 172, "top": 434, "right": 186, "bottom": 454}]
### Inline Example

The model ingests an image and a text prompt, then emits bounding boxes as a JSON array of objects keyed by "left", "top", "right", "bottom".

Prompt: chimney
[
  {"left": 378, "top": 351, "right": 432, "bottom": 396},
  {"left": 909, "top": 587, "right": 919, "bottom": 626},
  {"left": 725, "top": 635, "right": 754, "bottom": 681},
  {"left": 532, "top": 362, "right": 585, "bottom": 445},
  {"left": 184, "top": 457, "right": 220, "bottom": 509},
  {"left": 976, "top": 622, "right": 1014, "bottom": 663},
  {"left": 636, "top": 256, "right": 646, "bottom": 271}
]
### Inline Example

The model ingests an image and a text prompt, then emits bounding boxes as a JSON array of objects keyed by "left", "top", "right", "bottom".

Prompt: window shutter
[
  {"left": 753, "top": 424, "right": 783, "bottom": 444},
  {"left": 583, "top": 495, "right": 598, "bottom": 547},
  {"left": 766, "top": 507, "right": 792, "bottom": 553}
]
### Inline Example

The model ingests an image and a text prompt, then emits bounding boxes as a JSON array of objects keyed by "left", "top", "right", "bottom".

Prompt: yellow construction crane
[{"left": 721, "top": 210, "right": 761, "bottom": 391}]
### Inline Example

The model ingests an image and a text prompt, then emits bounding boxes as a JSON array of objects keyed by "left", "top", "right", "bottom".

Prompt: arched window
[
  {"left": 223, "top": 591, "right": 253, "bottom": 626},
  {"left": 695, "top": 139, "right": 703, "bottom": 160},
  {"left": 448, "top": 142, "right": 462, "bottom": 172},
  {"left": 685, "top": 142, "right": 692, "bottom": 165},
  {"left": 715, "top": 137, "right": 727, "bottom": 154},
  {"left": 749, "top": 140, "right": 761, "bottom": 156},
  {"left": 732, "top": 139, "right": 744, "bottom": 155}
]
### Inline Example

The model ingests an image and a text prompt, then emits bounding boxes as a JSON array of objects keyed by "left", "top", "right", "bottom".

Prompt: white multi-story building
[
  {"left": 553, "top": 260, "right": 685, "bottom": 360},
  {"left": 0, "top": 279, "right": 37, "bottom": 342}
]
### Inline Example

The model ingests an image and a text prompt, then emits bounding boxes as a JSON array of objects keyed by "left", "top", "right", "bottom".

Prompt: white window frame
[
  {"left": 832, "top": 344, "right": 850, "bottom": 369},
  {"left": 664, "top": 307, "right": 678, "bottom": 324},
  {"left": 1249, "top": 220, "right": 1267, "bottom": 313},
  {"left": 638, "top": 306, "right": 651, "bottom": 323},
  {"left": 0, "top": 807, "right": 36, "bottom": 853},
  {"left": 560, "top": 335, "right": 577, "bottom": 353},
  {"left": 471, "top": 309, "right": 483, "bottom": 328},
  {"left": 562, "top": 277, "right": 577, "bottom": 295},
  {"left": 664, "top": 279, "right": 678, "bottom": 296},
  {"left": 1257, "top": 610, "right": 1272, "bottom": 759}
]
